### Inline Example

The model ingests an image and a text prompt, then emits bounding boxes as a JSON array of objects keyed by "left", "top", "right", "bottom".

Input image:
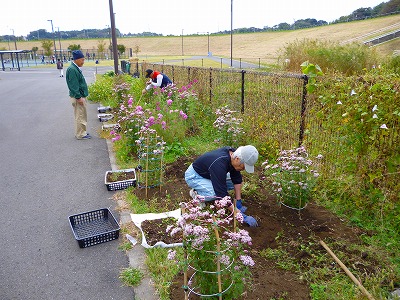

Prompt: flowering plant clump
[
  {"left": 167, "top": 196, "right": 254, "bottom": 298},
  {"left": 261, "top": 146, "right": 323, "bottom": 210},
  {"left": 112, "top": 79, "right": 132, "bottom": 103},
  {"left": 111, "top": 81, "right": 199, "bottom": 152},
  {"left": 213, "top": 105, "right": 245, "bottom": 147},
  {"left": 136, "top": 130, "right": 166, "bottom": 188}
]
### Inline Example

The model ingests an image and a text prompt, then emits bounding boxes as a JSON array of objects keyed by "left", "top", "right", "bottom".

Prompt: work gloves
[
  {"left": 241, "top": 212, "right": 258, "bottom": 227},
  {"left": 235, "top": 199, "right": 247, "bottom": 213}
]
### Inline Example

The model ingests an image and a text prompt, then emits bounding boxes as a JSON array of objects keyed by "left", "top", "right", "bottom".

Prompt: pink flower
[
  {"left": 111, "top": 134, "right": 121, "bottom": 142},
  {"left": 167, "top": 250, "right": 176, "bottom": 260},
  {"left": 180, "top": 110, "right": 188, "bottom": 119},
  {"left": 239, "top": 255, "right": 255, "bottom": 266},
  {"left": 167, "top": 99, "right": 173, "bottom": 106}
]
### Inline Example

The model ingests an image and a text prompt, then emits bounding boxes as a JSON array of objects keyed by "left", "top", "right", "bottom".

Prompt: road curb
[{"left": 106, "top": 137, "right": 160, "bottom": 300}]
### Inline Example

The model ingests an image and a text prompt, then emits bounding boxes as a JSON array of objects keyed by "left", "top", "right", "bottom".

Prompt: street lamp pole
[
  {"left": 230, "top": 0, "right": 233, "bottom": 67},
  {"left": 57, "top": 27, "right": 62, "bottom": 59},
  {"left": 47, "top": 20, "right": 57, "bottom": 60}
]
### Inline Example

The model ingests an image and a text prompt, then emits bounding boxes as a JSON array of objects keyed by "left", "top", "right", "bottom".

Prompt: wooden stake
[
  {"left": 233, "top": 198, "right": 237, "bottom": 232},
  {"left": 181, "top": 203, "right": 188, "bottom": 300},
  {"left": 319, "top": 240, "right": 375, "bottom": 300},
  {"left": 159, "top": 136, "right": 163, "bottom": 194},
  {"left": 145, "top": 134, "right": 149, "bottom": 198},
  {"left": 212, "top": 215, "right": 223, "bottom": 300}
]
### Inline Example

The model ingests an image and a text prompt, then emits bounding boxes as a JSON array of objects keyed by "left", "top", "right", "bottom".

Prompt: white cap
[{"left": 234, "top": 145, "right": 259, "bottom": 173}]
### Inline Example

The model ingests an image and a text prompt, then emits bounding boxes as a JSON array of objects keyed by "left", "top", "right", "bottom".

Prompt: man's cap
[
  {"left": 145, "top": 69, "right": 153, "bottom": 78},
  {"left": 72, "top": 50, "right": 84, "bottom": 60},
  {"left": 234, "top": 145, "right": 259, "bottom": 173}
]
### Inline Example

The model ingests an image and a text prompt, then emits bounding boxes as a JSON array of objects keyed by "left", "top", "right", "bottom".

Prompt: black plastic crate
[
  {"left": 68, "top": 208, "right": 120, "bottom": 248},
  {"left": 98, "top": 113, "right": 114, "bottom": 122},
  {"left": 105, "top": 168, "right": 137, "bottom": 191}
]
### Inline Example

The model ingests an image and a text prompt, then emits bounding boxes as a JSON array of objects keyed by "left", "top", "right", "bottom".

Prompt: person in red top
[{"left": 142, "top": 69, "right": 173, "bottom": 94}]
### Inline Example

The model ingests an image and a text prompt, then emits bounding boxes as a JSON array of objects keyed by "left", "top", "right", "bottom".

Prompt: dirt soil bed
[{"left": 131, "top": 156, "right": 381, "bottom": 300}]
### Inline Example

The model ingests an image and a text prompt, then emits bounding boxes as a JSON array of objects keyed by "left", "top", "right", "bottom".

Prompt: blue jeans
[{"left": 184, "top": 164, "right": 234, "bottom": 202}]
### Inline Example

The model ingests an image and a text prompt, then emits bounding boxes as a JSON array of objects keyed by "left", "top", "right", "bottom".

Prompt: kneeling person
[{"left": 184, "top": 145, "right": 259, "bottom": 227}]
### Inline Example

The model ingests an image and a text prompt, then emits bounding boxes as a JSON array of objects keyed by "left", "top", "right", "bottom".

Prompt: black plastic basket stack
[{"left": 68, "top": 208, "right": 120, "bottom": 248}]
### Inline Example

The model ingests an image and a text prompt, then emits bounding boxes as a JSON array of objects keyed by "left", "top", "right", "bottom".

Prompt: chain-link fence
[{"left": 142, "top": 63, "right": 307, "bottom": 151}]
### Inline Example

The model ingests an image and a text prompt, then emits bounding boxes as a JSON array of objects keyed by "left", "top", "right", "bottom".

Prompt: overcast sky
[{"left": 1, "top": 0, "right": 387, "bottom": 37}]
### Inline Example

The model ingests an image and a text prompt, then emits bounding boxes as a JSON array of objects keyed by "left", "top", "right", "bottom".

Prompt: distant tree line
[
  {"left": 217, "top": 0, "right": 400, "bottom": 33},
  {"left": 0, "top": 0, "right": 399, "bottom": 42}
]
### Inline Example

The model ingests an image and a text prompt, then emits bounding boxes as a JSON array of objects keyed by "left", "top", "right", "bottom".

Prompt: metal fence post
[
  {"left": 241, "top": 70, "right": 246, "bottom": 113},
  {"left": 209, "top": 67, "right": 213, "bottom": 103},
  {"left": 298, "top": 75, "right": 308, "bottom": 146}
]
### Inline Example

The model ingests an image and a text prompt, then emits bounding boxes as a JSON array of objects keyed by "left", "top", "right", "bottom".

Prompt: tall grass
[{"left": 280, "top": 39, "right": 380, "bottom": 75}]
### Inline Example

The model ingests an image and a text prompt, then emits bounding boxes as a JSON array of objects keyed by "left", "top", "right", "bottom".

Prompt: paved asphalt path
[
  {"left": 0, "top": 66, "right": 135, "bottom": 300},
  {"left": 161, "top": 55, "right": 261, "bottom": 69}
]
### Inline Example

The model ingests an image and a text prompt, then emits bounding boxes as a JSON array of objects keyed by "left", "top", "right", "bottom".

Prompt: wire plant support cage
[
  {"left": 136, "top": 131, "right": 165, "bottom": 198},
  {"left": 180, "top": 203, "right": 244, "bottom": 300}
]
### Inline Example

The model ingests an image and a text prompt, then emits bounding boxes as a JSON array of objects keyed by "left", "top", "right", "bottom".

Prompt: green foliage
[
  {"left": 67, "top": 44, "right": 81, "bottom": 50},
  {"left": 282, "top": 39, "right": 379, "bottom": 75},
  {"left": 41, "top": 40, "right": 53, "bottom": 57},
  {"left": 97, "top": 40, "right": 106, "bottom": 57},
  {"left": 384, "top": 54, "right": 400, "bottom": 75},
  {"left": 301, "top": 61, "right": 323, "bottom": 93},
  {"left": 119, "top": 267, "right": 144, "bottom": 287},
  {"left": 306, "top": 68, "right": 400, "bottom": 274},
  {"left": 87, "top": 74, "right": 114, "bottom": 104},
  {"left": 164, "top": 142, "right": 187, "bottom": 162},
  {"left": 145, "top": 247, "right": 184, "bottom": 300},
  {"left": 117, "top": 44, "right": 126, "bottom": 55}
]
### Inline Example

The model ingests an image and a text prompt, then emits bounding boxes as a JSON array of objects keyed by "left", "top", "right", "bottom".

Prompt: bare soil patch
[
  {"left": 130, "top": 156, "right": 384, "bottom": 299},
  {"left": 141, "top": 218, "right": 182, "bottom": 246}
]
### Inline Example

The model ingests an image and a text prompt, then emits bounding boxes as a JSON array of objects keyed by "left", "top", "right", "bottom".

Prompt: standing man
[
  {"left": 56, "top": 58, "right": 64, "bottom": 77},
  {"left": 142, "top": 69, "right": 172, "bottom": 94},
  {"left": 66, "top": 50, "right": 91, "bottom": 140},
  {"left": 184, "top": 145, "right": 259, "bottom": 227}
]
